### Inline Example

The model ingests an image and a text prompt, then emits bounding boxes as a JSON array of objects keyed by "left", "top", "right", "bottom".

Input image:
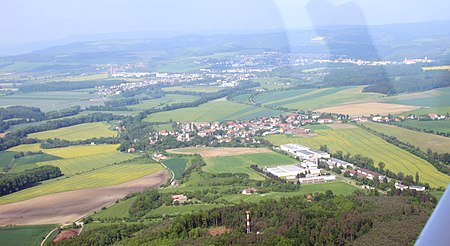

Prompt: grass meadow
[
  {"left": 0, "top": 224, "right": 56, "bottom": 246},
  {"left": 361, "top": 122, "right": 450, "bottom": 153},
  {"left": 203, "top": 152, "right": 297, "bottom": 180},
  {"left": 266, "top": 128, "right": 450, "bottom": 188},
  {"left": 163, "top": 158, "right": 188, "bottom": 180}
]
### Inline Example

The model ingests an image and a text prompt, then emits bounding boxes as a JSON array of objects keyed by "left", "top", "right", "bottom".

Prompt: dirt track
[{"left": 0, "top": 170, "right": 170, "bottom": 226}]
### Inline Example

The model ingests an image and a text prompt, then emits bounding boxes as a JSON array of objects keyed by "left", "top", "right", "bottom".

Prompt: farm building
[
  {"left": 356, "top": 168, "right": 385, "bottom": 181},
  {"left": 327, "top": 158, "right": 355, "bottom": 169},
  {"left": 395, "top": 182, "right": 426, "bottom": 191},
  {"left": 280, "top": 144, "right": 309, "bottom": 154},
  {"left": 299, "top": 174, "right": 336, "bottom": 184},
  {"left": 280, "top": 143, "right": 330, "bottom": 160},
  {"left": 409, "top": 185, "right": 426, "bottom": 191},
  {"left": 242, "top": 188, "right": 257, "bottom": 195},
  {"left": 172, "top": 194, "right": 188, "bottom": 203}
]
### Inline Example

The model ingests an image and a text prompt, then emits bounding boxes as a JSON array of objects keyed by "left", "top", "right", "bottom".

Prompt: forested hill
[{"left": 58, "top": 190, "right": 435, "bottom": 245}]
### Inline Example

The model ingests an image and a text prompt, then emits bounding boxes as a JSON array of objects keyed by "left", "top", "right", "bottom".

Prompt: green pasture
[
  {"left": 0, "top": 224, "right": 56, "bottom": 246},
  {"left": 163, "top": 158, "right": 187, "bottom": 180},
  {"left": 203, "top": 152, "right": 297, "bottom": 180}
]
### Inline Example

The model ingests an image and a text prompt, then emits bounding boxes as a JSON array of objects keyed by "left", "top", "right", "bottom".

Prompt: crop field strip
[
  {"left": 361, "top": 122, "right": 450, "bottom": 153},
  {"left": 0, "top": 163, "right": 164, "bottom": 205},
  {"left": 28, "top": 122, "right": 117, "bottom": 141},
  {"left": 253, "top": 86, "right": 384, "bottom": 111},
  {"left": 265, "top": 128, "right": 450, "bottom": 188},
  {"left": 36, "top": 152, "right": 133, "bottom": 176}
]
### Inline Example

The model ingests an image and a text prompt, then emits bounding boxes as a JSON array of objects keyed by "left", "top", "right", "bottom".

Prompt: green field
[
  {"left": 8, "top": 153, "right": 62, "bottom": 173},
  {"left": 0, "top": 91, "right": 102, "bottom": 112},
  {"left": 36, "top": 152, "right": 133, "bottom": 176},
  {"left": 361, "top": 122, "right": 450, "bottom": 153},
  {"left": 163, "top": 86, "right": 224, "bottom": 93},
  {"left": 28, "top": 122, "right": 117, "bottom": 141},
  {"left": 163, "top": 158, "right": 187, "bottom": 180},
  {"left": 4, "top": 143, "right": 135, "bottom": 176},
  {"left": 265, "top": 128, "right": 450, "bottom": 188},
  {"left": 8, "top": 144, "right": 122, "bottom": 158},
  {"left": 0, "top": 163, "right": 164, "bottom": 205},
  {"left": 203, "top": 152, "right": 297, "bottom": 180},
  {"left": 91, "top": 197, "right": 137, "bottom": 220},
  {"left": 0, "top": 224, "right": 56, "bottom": 246},
  {"left": 253, "top": 86, "right": 383, "bottom": 110},
  {"left": 395, "top": 120, "right": 450, "bottom": 135},
  {"left": 128, "top": 94, "right": 199, "bottom": 111},
  {"left": 145, "top": 99, "right": 283, "bottom": 123},
  {"left": 383, "top": 87, "right": 450, "bottom": 108}
]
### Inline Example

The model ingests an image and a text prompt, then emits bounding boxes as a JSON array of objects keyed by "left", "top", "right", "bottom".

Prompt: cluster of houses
[
  {"left": 369, "top": 113, "right": 449, "bottom": 123},
  {"left": 148, "top": 114, "right": 337, "bottom": 145}
]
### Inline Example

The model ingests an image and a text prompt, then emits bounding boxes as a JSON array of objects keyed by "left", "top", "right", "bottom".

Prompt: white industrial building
[
  {"left": 299, "top": 174, "right": 336, "bottom": 184},
  {"left": 266, "top": 164, "right": 306, "bottom": 179},
  {"left": 327, "top": 158, "right": 355, "bottom": 169},
  {"left": 280, "top": 144, "right": 330, "bottom": 160}
]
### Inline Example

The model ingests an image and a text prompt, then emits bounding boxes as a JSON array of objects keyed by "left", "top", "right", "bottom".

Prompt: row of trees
[{"left": 0, "top": 165, "right": 62, "bottom": 196}]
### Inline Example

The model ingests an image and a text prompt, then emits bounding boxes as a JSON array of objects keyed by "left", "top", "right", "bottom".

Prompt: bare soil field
[
  {"left": 316, "top": 102, "right": 420, "bottom": 116},
  {"left": 53, "top": 229, "right": 80, "bottom": 243},
  {"left": 167, "top": 147, "right": 271, "bottom": 158},
  {"left": 328, "top": 124, "right": 358, "bottom": 129},
  {"left": 208, "top": 227, "right": 231, "bottom": 236},
  {"left": 0, "top": 132, "right": 8, "bottom": 138},
  {"left": 0, "top": 170, "right": 170, "bottom": 226}
]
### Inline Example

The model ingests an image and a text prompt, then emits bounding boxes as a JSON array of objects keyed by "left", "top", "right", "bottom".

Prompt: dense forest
[
  {"left": 57, "top": 190, "right": 436, "bottom": 245},
  {"left": 0, "top": 165, "right": 62, "bottom": 196}
]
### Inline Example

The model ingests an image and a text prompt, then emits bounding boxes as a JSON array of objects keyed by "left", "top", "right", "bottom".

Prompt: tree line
[{"left": 0, "top": 165, "right": 62, "bottom": 196}]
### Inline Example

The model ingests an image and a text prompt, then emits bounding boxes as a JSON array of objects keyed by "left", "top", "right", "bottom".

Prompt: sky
[{"left": 1, "top": 0, "right": 450, "bottom": 47}]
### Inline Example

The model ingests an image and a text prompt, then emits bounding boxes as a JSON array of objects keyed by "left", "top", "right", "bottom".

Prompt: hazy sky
[{"left": 2, "top": 0, "right": 450, "bottom": 46}]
